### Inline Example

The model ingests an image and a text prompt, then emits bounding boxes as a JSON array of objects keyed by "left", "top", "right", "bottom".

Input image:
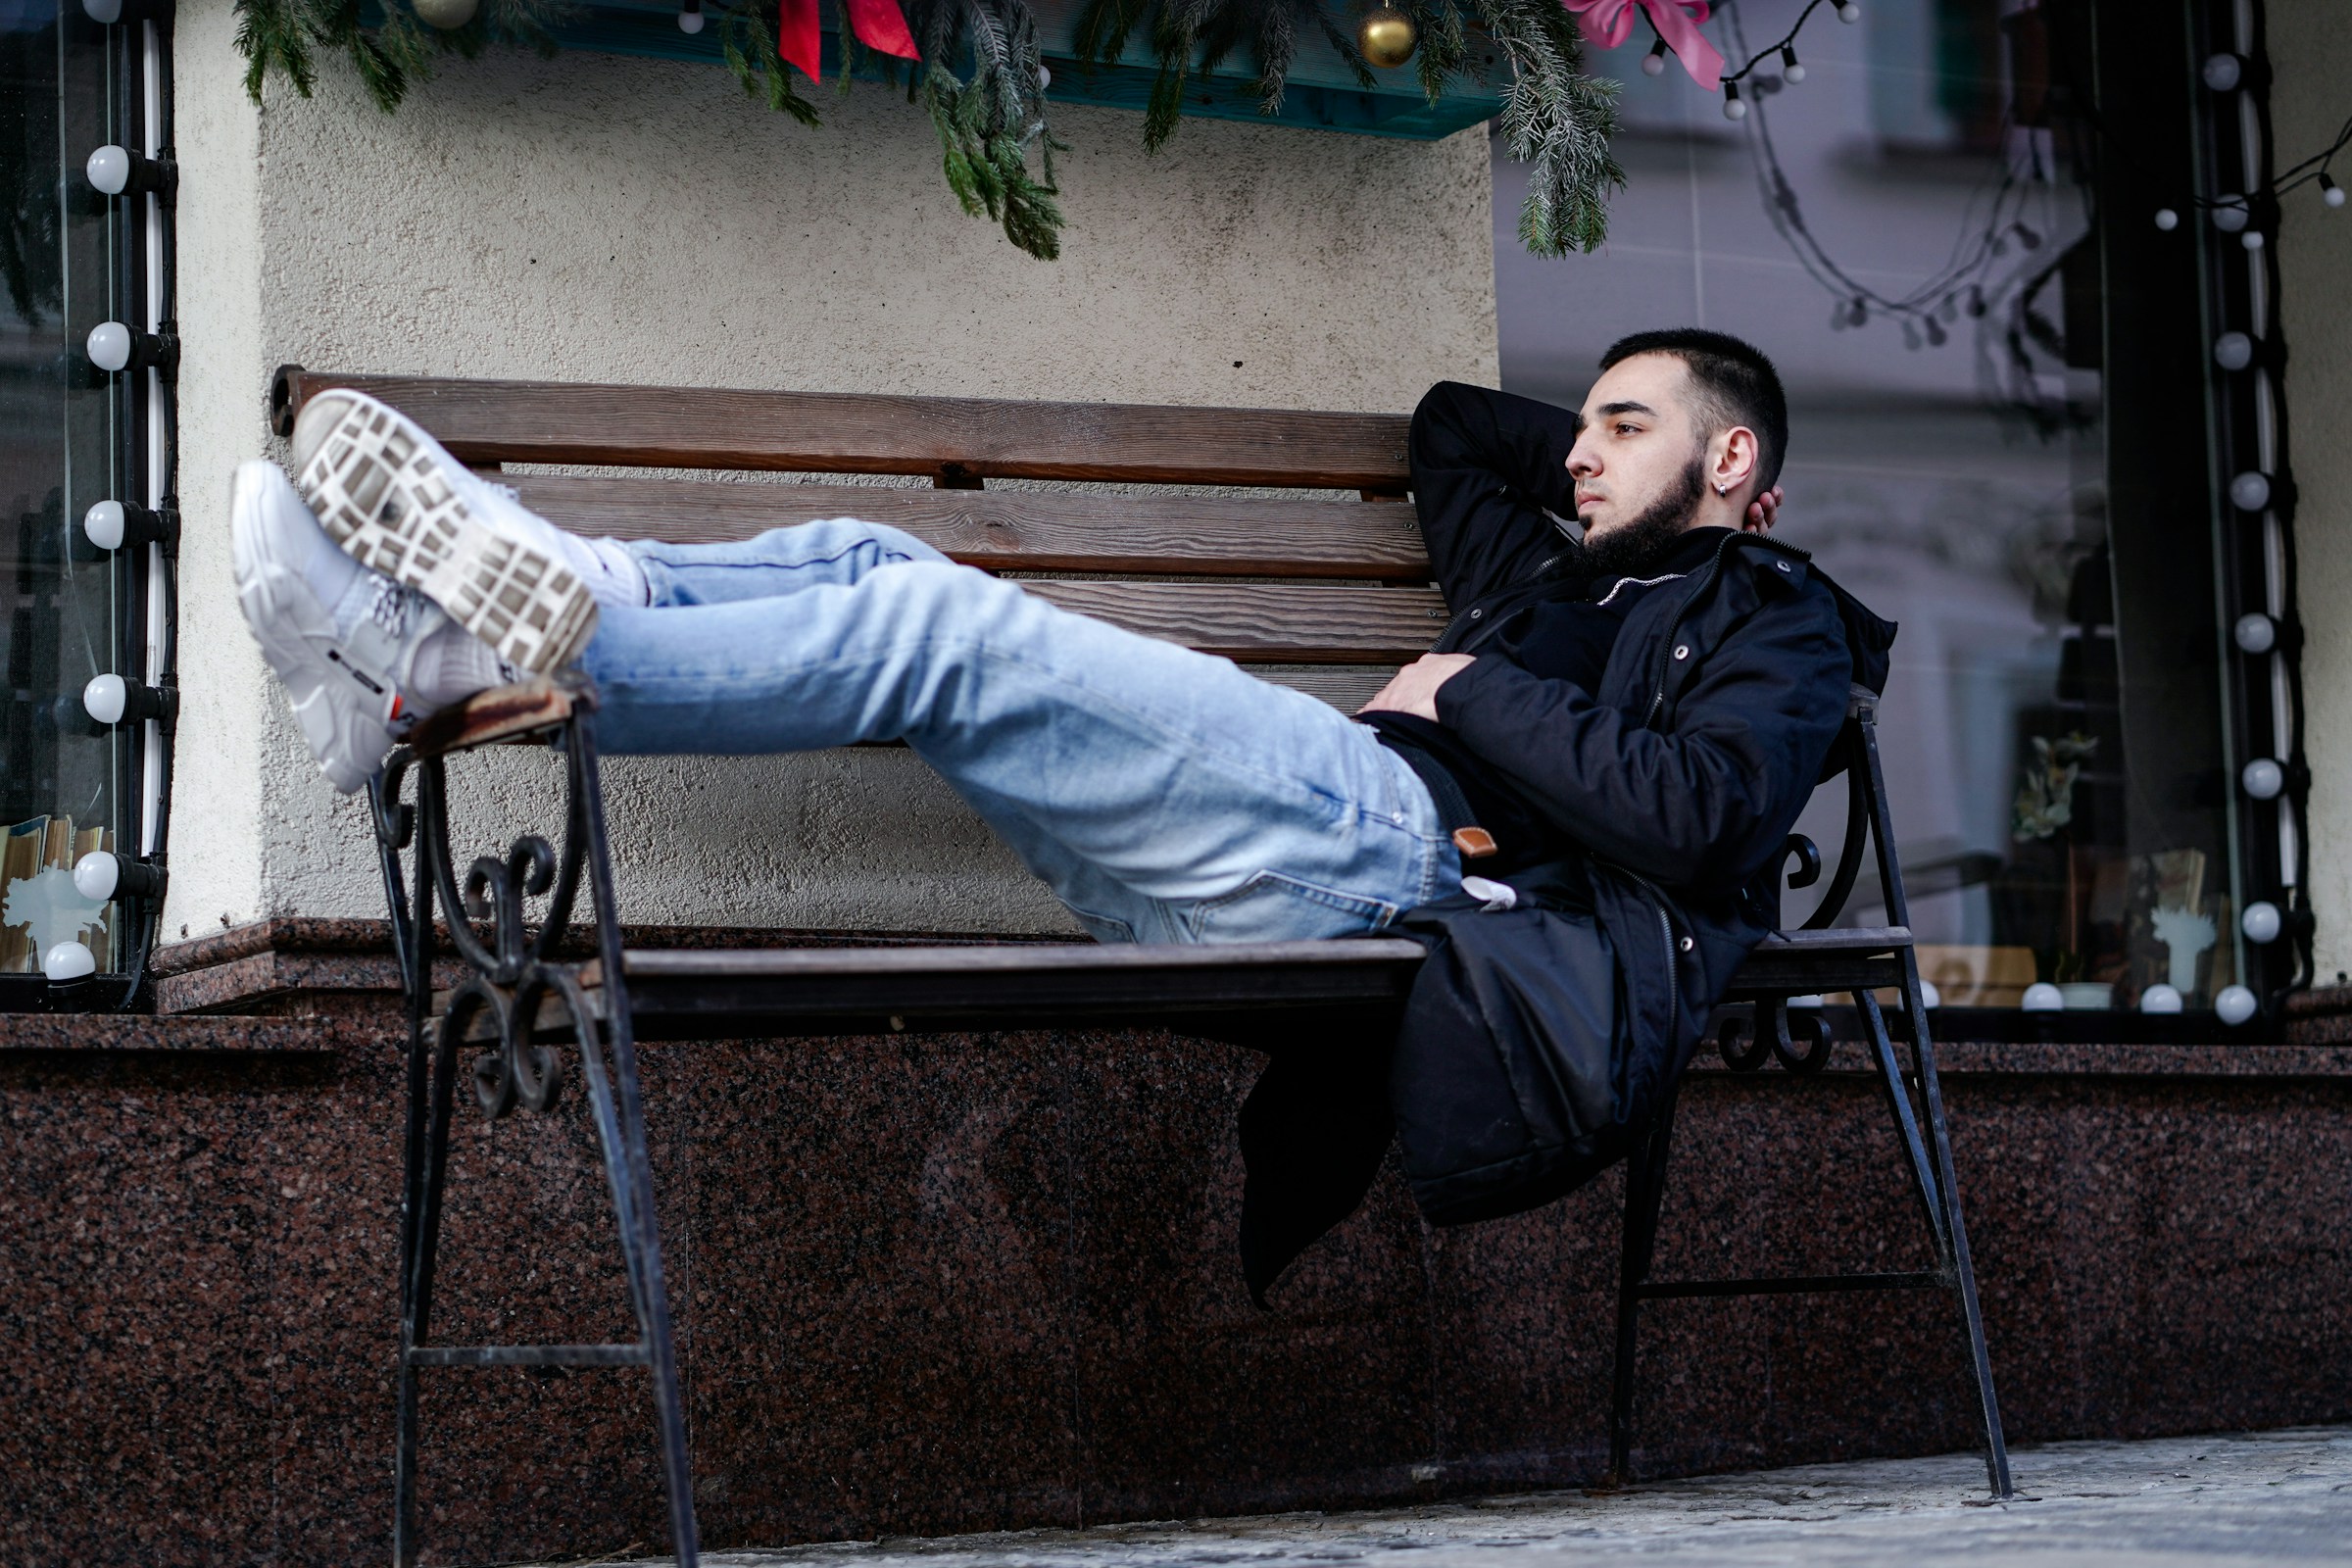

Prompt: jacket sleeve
[
  {"left": 1409, "top": 381, "right": 1586, "bottom": 610},
  {"left": 1434, "top": 583, "right": 1852, "bottom": 889}
]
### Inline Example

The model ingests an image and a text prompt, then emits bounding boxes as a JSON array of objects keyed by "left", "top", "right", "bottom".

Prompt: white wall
[
  {"left": 164, "top": 1, "right": 1497, "bottom": 940},
  {"left": 2273, "top": 0, "right": 2352, "bottom": 986}
]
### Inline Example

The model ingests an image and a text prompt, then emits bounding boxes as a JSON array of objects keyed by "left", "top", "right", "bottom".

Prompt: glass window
[
  {"left": 1494, "top": 0, "right": 2244, "bottom": 1024},
  {"left": 0, "top": 0, "right": 150, "bottom": 985}
]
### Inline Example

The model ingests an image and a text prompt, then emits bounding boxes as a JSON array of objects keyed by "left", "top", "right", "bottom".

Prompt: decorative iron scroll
[{"left": 370, "top": 708, "right": 606, "bottom": 1122}]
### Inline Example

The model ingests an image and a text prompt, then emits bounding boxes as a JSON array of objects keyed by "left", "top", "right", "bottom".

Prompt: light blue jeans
[{"left": 579, "top": 519, "right": 1459, "bottom": 945}]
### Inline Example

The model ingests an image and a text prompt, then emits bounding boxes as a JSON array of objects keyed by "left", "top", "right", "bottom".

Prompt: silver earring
[{"left": 1714, "top": 481, "right": 1729, "bottom": 496}]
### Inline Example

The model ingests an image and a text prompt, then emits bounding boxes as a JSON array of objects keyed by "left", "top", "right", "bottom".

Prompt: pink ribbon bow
[
  {"left": 779, "top": 0, "right": 920, "bottom": 85},
  {"left": 1563, "top": 0, "right": 1725, "bottom": 93}
]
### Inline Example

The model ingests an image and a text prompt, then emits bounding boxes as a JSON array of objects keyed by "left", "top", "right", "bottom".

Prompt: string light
[
  {"left": 1722, "top": 80, "right": 1745, "bottom": 122},
  {"left": 1780, "top": 45, "right": 1803, "bottom": 82},
  {"left": 2213, "top": 330, "right": 2254, "bottom": 370},
  {"left": 1642, "top": 36, "right": 1669, "bottom": 76},
  {"left": 677, "top": 0, "right": 703, "bottom": 31}
]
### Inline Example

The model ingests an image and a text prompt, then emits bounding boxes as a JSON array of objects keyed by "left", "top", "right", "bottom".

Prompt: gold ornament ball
[
  {"left": 1358, "top": 5, "right": 1417, "bottom": 69},
  {"left": 411, "top": 0, "right": 479, "bottom": 29}
]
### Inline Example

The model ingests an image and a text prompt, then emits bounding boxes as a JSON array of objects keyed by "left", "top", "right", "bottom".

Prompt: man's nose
[{"left": 1566, "top": 442, "right": 1598, "bottom": 479}]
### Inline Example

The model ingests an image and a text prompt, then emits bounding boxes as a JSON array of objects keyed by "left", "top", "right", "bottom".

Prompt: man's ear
[{"left": 1712, "top": 426, "right": 1761, "bottom": 497}]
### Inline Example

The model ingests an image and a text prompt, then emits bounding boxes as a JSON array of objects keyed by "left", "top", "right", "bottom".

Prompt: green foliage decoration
[
  {"left": 230, "top": 0, "right": 1620, "bottom": 261},
  {"left": 1071, "top": 0, "right": 1622, "bottom": 255},
  {"left": 231, "top": 0, "right": 574, "bottom": 114}
]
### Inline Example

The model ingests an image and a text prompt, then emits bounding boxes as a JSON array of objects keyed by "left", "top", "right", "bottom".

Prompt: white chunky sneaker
[
  {"left": 231, "top": 461, "right": 433, "bottom": 793},
  {"left": 290, "top": 389, "right": 600, "bottom": 674}
]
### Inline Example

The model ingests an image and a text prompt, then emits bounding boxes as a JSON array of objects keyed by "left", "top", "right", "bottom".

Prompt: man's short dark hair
[{"left": 1598, "top": 328, "right": 1788, "bottom": 495}]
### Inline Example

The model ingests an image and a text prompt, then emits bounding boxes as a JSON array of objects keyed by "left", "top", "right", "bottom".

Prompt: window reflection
[
  {"left": 1494, "top": 0, "right": 2234, "bottom": 1012},
  {"left": 0, "top": 0, "right": 127, "bottom": 973}
]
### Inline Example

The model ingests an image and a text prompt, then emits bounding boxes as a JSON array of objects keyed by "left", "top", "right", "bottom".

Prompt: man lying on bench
[{"left": 231, "top": 329, "right": 1892, "bottom": 1272}]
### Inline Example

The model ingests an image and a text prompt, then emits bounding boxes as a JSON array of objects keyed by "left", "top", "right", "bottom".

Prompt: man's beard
[{"left": 1581, "top": 456, "right": 1707, "bottom": 579}]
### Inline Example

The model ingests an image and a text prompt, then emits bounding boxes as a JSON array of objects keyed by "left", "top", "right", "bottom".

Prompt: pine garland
[
  {"left": 232, "top": 0, "right": 573, "bottom": 113},
  {"left": 230, "top": 0, "right": 1620, "bottom": 262},
  {"left": 1074, "top": 0, "right": 1622, "bottom": 255}
]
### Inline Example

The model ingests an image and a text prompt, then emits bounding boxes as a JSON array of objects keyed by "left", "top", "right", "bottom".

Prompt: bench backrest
[{"left": 270, "top": 368, "right": 1443, "bottom": 714}]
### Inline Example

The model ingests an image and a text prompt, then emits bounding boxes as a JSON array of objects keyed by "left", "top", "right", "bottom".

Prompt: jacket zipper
[
  {"left": 1602, "top": 858, "right": 1682, "bottom": 1045},
  {"left": 1642, "top": 531, "right": 1742, "bottom": 728},
  {"left": 1437, "top": 551, "right": 1575, "bottom": 655}
]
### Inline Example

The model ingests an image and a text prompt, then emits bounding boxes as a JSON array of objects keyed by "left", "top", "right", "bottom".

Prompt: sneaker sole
[{"left": 293, "top": 396, "right": 596, "bottom": 675}]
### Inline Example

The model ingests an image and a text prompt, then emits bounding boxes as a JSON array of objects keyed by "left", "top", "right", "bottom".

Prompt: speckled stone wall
[
  {"left": 160, "top": 0, "right": 1498, "bottom": 946},
  {"left": 6, "top": 990, "right": 2350, "bottom": 1566}
]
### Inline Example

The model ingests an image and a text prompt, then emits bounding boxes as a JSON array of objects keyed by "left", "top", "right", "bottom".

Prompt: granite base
[{"left": 3, "top": 939, "right": 2348, "bottom": 1566}]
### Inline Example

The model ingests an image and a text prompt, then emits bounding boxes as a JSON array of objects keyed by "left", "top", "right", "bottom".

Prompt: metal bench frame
[{"left": 282, "top": 369, "right": 2014, "bottom": 1567}]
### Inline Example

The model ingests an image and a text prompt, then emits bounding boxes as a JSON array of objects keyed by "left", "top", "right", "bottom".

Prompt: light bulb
[
  {"left": 1917, "top": 979, "right": 1940, "bottom": 1010},
  {"left": 74, "top": 850, "right": 120, "bottom": 901},
  {"left": 84, "top": 499, "right": 125, "bottom": 550},
  {"left": 81, "top": 0, "right": 122, "bottom": 22},
  {"left": 42, "top": 943, "right": 97, "bottom": 982},
  {"left": 678, "top": 6, "right": 704, "bottom": 29},
  {"left": 2215, "top": 985, "right": 2259, "bottom": 1026},
  {"left": 82, "top": 673, "right": 126, "bottom": 725},
  {"left": 2138, "top": 984, "right": 2183, "bottom": 1014},
  {"left": 2242, "top": 901, "right": 2283, "bottom": 944},
  {"left": 2201, "top": 52, "right": 2243, "bottom": 91},
  {"left": 1837, "top": 1, "right": 1860, "bottom": 19},
  {"left": 1641, "top": 48, "right": 1666, "bottom": 75},
  {"left": 2213, "top": 199, "right": 2249, "bottom": 232},
  {"left": 2243, "top": 229, "right": 2266, "bottom": 251},
  {"left": 2213, "top": 330, "right": 2253, "bottom": 370},
  {"left": 86, "top": 321, "right": 132, "bottom": 372},
  {"left": 1723, "top": 85, "right": 1746, "bottom": 121},
  {"left": 2241, "top": 758, "right": 2284, "bottom": 800},
  {"left": 2154, "top": 207, "right": 2180, "bottom": 230},
  {"left": 2021, "top": 982, "right": 2064, "bottom": 1012},
  {"left": 1780, "top": 46, "right": 1803, "bottom": 82},
  {"left": 2234, "top": 612, "right": 2278, "bottom": 654},
  {"left": 2230, "top": 470, "right": 2271, "bottom": 512},
  {"left": 86, "top": 144, "right": 131, "bottom": 195},
  {"left": 2324, "top": 174, "right": 2346, "bottom": 209},
  {"left": 1038, "top": 63, "right": 1051, "bottom": 88}
]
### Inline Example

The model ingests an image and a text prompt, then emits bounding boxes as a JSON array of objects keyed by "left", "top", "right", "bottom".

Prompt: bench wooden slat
[
  {"left": 272, "top": 368, "right": 1414, "bottom": 490},
  {"left": 502, "top": 473, "right": 1434, "bottom": 581},
  {"left": 1726, "top": 927, "right": 1914, "bottom": 998},
  {"left": 613, "top": 939, "right": 1426, "bottom": 977},
  {"left": 607, "top": 938, "right": 1428, "bottom": 1040},
  {"left": 1027, "top": 580, "right": 1443, "bottom": 663}
]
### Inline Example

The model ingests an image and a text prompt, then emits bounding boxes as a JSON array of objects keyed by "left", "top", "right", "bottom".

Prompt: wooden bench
[{"left": 270, "top": 368, "right": 2011, "bottom": 1568}]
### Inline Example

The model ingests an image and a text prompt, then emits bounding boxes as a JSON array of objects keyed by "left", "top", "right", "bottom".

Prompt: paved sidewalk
[{"left": 588, "top": 1427, "right": 2352, "bottom": 1568}]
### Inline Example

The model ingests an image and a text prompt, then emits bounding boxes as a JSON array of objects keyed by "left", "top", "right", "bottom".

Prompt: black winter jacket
[{"left": 1236, "top": 382, "right": 1896, "bottom": 1300}]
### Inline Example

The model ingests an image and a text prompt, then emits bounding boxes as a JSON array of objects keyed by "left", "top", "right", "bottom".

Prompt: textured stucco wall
[
  {"left": 2274, "top": 0, "right": 2352, "bottom": 984},
  {"left": 165, "top": 3, "right": 1497, "bottom": 938}
]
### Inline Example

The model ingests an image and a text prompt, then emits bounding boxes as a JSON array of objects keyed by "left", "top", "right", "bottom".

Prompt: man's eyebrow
[{"left": 1597, "top": 400, "right": 1657, "bottom": 418}]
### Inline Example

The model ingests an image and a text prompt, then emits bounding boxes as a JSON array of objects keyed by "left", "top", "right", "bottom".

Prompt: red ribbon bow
[
  {"left": 778, "top": 0, "right": 920, "bottom": 83},
  {"left": 1562, "top": 0, "right": 1724, "bottom": 93}
]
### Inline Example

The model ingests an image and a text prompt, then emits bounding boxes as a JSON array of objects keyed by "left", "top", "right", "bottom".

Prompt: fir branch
[
  {"left": 716, "top": 0, "right": 822, "bottom": 124},
  {"left": 1470, "top": 0, "right": 1621, "bottom": 255},
  {"left": 907, "top": 0, "right": 1064, "bottom": 259}
]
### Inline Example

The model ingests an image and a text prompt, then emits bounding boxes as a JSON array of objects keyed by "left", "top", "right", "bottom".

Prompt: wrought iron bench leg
[
  {"left": 1606, "top": 1089, "right": 1680, "bottom": 1488},
  {"left": 1899, "top": 961, "right": 2014, "bottom": 1498},
  {"left": 371, "top": 709, "right": 702, "bottom": 1567}
]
